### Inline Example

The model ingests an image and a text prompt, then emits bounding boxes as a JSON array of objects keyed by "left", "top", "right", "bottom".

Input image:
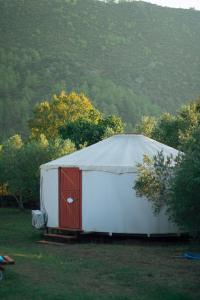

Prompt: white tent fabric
[
  {"left": 40, "top": 134, "right": 180, "bottom": 234},
  {"left": 41, "top": 134, "right": 179, "bottom": 174}
]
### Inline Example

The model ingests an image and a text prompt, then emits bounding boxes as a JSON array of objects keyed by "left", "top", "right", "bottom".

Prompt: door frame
[{"left": 58, "top": 167, "right": 82, "bottom": 230}]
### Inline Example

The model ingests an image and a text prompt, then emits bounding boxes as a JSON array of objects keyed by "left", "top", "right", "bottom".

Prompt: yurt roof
[{"left": 41, "top": 134, "right": 179, "bottom": 174}]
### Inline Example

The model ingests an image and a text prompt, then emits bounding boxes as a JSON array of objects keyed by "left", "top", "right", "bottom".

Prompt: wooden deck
[{"left": 41, "top": 227, "right": 82, "bottom": 243}]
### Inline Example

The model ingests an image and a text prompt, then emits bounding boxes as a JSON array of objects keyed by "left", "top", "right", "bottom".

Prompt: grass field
[{"left": 0, "top": 208, "right": 199, "bottom": 300}]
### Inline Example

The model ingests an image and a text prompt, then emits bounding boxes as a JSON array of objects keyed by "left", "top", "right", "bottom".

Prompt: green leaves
[
  {"left": 134, "top": 151, "right": 177, "bottom": 215},
  {"left": 136, "top": 98, "right": 200, "bottom": 151},
  {"left": 168, "top": 128, "right": 200, "bottom": 235},
  {"left": 60, "top": 115, "right": 124, "bottom": 149},
  {"left": 0, "top": 135, "right": 76, "bottom": 208},
  {"left": 134, "top": 127, "right": 200, "bottom": 236},
  {"left": 29, "top": 91, "right": 101, "bottom": 140}
]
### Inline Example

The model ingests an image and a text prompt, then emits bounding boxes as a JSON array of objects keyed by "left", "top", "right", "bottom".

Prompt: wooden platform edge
[{"left": 37, "top": 240, "right": 69, "bottom": 246}]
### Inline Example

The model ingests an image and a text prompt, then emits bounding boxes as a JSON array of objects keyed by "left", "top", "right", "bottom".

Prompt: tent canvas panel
[
  {"left": 82, "top": 171, "right": 177, "bottom": 234},
  {"left": 40, "top": 168, "right": 177, "bottom": 234},
  {"left": 40, "top": 168, "right": 59, "bottom": 228}
]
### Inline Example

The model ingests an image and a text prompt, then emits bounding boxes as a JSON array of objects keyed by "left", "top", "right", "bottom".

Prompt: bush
[
  {"left": 168, "top": 128, "right": 200, "bottom": 236},
  {"left": 134, "top": 128, "right": 200, "bottom": 237}
]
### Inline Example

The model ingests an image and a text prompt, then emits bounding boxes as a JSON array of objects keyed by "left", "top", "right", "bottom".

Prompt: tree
[
  {"left": 176, "top": 100, "right": 200, "bottom": 148},
  {"left": 134, "top": 151, "right": 180, "bottom": 214},
  {"left": 0, "top": 135, "right": 76, "bottom": 208},
  {"left": 29, "top": 91, "right": 101, "bottom": 140},
  {"left": 136, "top": 98, "right": 200, "bottom": 150},
  {"left": 134, "top": 127, "right": 200, "bottom": 236},
  {"left": 135, "top": 116, "right": 156, "bottom": 137},
  {"left": 60, "top": 115, "right": 124, "bottom": 148},
  {"left": 168, "top": 127, "right": 200, "bottom": 236},
  {"left": 60, "top": 120, "right": 101, "bottom": 149},
  {"left": 100, "top": 115, "right": 124, "bottom": 136},
  {"left": 151, "top": 113, "right": 179, "bottom": 148},
  {"left": 0, "top": 135, "right": 24, "bottom": 208}
]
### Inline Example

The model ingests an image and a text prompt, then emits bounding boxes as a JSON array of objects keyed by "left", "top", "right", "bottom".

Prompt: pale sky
[{"left": 140, "top": 0, "right": 200, "bottom": 10}]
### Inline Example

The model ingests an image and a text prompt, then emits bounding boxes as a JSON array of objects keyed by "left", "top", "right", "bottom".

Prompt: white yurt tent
[{"left": 40, "top": 134, "right": 179, "bottom": 235}]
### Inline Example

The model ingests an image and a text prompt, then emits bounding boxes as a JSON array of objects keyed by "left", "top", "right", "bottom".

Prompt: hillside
[{"left": 0, "top": 0, "right": 200, "bottom": 139}]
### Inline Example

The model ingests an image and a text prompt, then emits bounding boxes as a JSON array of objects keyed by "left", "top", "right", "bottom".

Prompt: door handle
[
  {"left": 66, "top": 197, "right": 79, "bottom": 204},
  {"left": 66, "top": 197, "right": 74, "bottom": 204}
]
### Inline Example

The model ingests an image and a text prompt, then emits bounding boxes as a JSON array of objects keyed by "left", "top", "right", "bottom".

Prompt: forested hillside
[{"left": 0, "top": 0, "right": 200, "bottom": 140}]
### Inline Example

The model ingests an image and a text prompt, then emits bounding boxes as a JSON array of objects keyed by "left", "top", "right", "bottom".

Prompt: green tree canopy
[
  {"left": 136, "top": 98, "right": 200, "bottom": 150},
  {"left": 29, "top": 91, "right": 101, "bottom": 140},
  {"left": 0, "top": 135, "right": 76, "bottom": 208},
  {"left": 135, "top": 116, "right": 157, "bottom": 137},
  {"left": 60, "top": 115, "right": 124, "bottom": 149},
  {"left": 151, "top": 113, "right": 179, "bottom": 148},
  {"left": 134, "top": 152, "right": 180, "bottom": 215},
  {"left": 134, "top": 127, "right": 200, "bottom": 236},
  {"left": 168, "top": 127, "right": 200, "bottom": 235}
]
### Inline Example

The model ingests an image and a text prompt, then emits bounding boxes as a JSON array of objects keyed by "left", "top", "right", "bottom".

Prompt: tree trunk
[{"left": 14, "top": 194, "right": 24, "bottom": 209}]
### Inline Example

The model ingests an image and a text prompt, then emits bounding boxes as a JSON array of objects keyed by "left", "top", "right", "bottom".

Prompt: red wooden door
[{"left": 59, "top": 168, "right": 82, "bottom": 229}]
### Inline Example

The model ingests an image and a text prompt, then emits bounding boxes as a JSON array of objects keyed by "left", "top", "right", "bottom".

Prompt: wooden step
[
  {"left": 37, "top": 240, "right": 68, "bottom": 246},
  {"left": 44, "top": 233, "right": 77, "bottom": 240}
]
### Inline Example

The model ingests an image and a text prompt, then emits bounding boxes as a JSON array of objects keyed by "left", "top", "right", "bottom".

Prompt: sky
[{"left": 139, "top": 0, "right": 200, "bottom": 10}]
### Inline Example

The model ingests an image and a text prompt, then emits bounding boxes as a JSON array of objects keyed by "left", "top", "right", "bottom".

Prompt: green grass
[{"left": 0, "top": 208, "right": 200, "bottom": 300}]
